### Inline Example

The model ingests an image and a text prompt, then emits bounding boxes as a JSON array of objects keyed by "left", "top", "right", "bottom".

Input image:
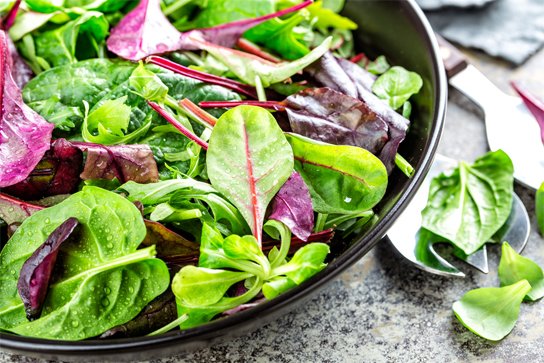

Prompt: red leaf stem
[
  {"left": 147, "top": 101, "right": 208, "bottom": 150},
  {"left": 1, "top": 0, "right": 21, "bottom": 30},
  {"left": 179, "top": 98, "right": 217, "bottom": 127},
  {"left": 199, "top": 100, "right": 286, "bottom": 111},
  {"left": 236, "top": 39, "right": 281, "bottom": 63}
]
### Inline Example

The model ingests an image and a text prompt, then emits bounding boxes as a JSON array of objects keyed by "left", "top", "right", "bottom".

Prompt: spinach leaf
[
  {"left": 0, "top": 31, "right": 54, "bottom": 188},
  {"left": 0, "top": 187, "right": 170, "bottom": 340},
  {"left": 537, "top": 182, "right": 544, "bottom": 235},
  {"left": 421, "top": 150, "right": 514, "bottom": 255},
  {"left": 452, "top": 280, "right": 531, "bottom": 341},
  {"left": 498, "top": 242, "right": 544, "bottom": 301},
  {"left": 206, "top": 106, "right": 294, "bottom": 245},
  {"left": 285, "top": 133, "right": 387, "bottom": 214},
  {"left": 372, "top": 66, "right": 423, "bottom": 110},
  {"left": 32, "top": 11, "right": 109, "bottom": 71}
]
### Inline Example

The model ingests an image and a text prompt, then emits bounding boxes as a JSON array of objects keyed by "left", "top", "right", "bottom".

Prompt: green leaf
[
  {"left": 366, "top": 55, "right": 390, "bottom": 76},
  {"left": 322, "top": 0, "right": 345, "bottom": 12},
  {"left": 498, "top": 242, "right": 544, "bottom": 301},
  {"left": 0, "top": 187, "right": 169, "bottom": 340},
  {"left": 272, "top": 243, "right": 330, "bottom": 284},
  {"left": 307, "top": 1, "right": 357, "bottom": 31},
  {"left": 9, "top": 11, "right": 58, "bottom": 42},
  {"left": 34, "top": 11, "right": 109, "bottom": 69},
  {"left": 120, "top": 178, "right": 216, "bottom": 205},
  {"left": 537, "top": 182, "right": 544, "bottom": 236},
  {"left": 262, "top": 276, "right": 297, "bottom": 299},
  {"left": 200, "top": 36, "right": 332, "bottom": 86},
  {"left": 285, "top": 133, "right": 388, "bottom": 214},
  {"left": 148, "top": 202, "right": 202, "bottom": 223},
  {"left": 129, "top": 63, "right": 169, "bottom": 102},
  {"left": 223, "top": 234, "right": 271, "bottom": 275},
  {"left": 421, "top": 150, "right": 514, "bottom": 255},
  {"left": 206, "top": 106, "right": 294, "bottom": 243},
  {"left": 171, "top": 266, "right": 252, "bottom": 307},
  {"left": 372, "top": 66, "right": 423, "bottom": 109},
  {"left": 452, "top": 280, "right": 531, "bottom": 341}
]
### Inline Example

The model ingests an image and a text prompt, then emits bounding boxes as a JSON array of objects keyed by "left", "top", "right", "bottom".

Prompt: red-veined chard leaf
[
  {"left": 17, "top": 217, "right": 79, "bottom": 320},
  {"left": 269, "top": 171, "right": 314, "bottom": 241},
  {"left": 285, "top": 133, "right": 387, "bottom": 214},
  {"left": 206, "top": 106, "right": 294, "bottom": 246},
  {"left": 284, "top": 87, "right": 389, "bottom": 155},
  {"left": 0, "top": 30, "right": 54, "bottom": 188},
  {"left": 0, "top": 192, "right": 43, "bottom": 225}
]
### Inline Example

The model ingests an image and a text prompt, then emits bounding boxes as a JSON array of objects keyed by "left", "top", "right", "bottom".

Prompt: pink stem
[
  {"left": 147, "top": 101, "right": 208, "bottom": 150},
  {"left": 2, "top": 0, "right": 21, "bottom": 30},
  {"left": 179, "top": 98, "right": 217, "bottom": 127},
  {"left": 236, "top": 39, "right": 281, "bottom": 63},
  {"left": 199, "top": 100, "right": 286, "bottom": 111},
  {"left": 146, "top": 56, "right": 259, "bottom": 99},
  {"left": 350, "top": 53, "right": 368, "bottom": 65},
  {"left": 511, "top": 81, "right": 544, "bottom": 144}
]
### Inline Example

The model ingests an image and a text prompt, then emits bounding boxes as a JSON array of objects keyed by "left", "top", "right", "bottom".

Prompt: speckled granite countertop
[{"left": 2, "top": 47, "right": 543, "bottom": 363}]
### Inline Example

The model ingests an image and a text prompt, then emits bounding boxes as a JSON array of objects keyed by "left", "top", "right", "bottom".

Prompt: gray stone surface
[
  {"left": 1, "top": 47, "right": 544, "bottom": 363},
  {"left": 416, "top": 0, "right": 496, "bottom": 11}
]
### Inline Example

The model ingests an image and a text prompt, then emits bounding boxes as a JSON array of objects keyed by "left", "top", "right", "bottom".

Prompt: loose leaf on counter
[
  {"left": 0, "top": 30, "right": 54, "bottom": 188},
  {"left": 498, "top": 242, "right": 544, "bottom": 301},
  {"left": 0, "top": 187, "right": 170, "bottom": 340},
  {"left": 284, "top": 87, "right": 389, "bottom": 155},
  {"left": 421, "top": 150, "right": 514, "bottom": 255},
  {"left": 196, "top": 36, "right": 332, "bottom": 87},
  {"left": 206, "top": 106, "right": 294, "bottom": 245},
  {"left": 269, "top": 171, "right": 314, "bottom": 241},
  {"left": 285, "top": 133, "right": 387, "bottom": 215},
  {"left": 107, "top": 0, "right": 182, "bottom": 61},
  {"left": 0, "top": 193, "right": 43, "bottom": 225},
  {"left": 3, "top": 138, "right": 83, "bottom": 201},
  {"left": 17, "top": 218, "right": 79, "bottom": 320},
  {"left": 452, "top": 280, "right": 531, "bottom": 341},
  {"left": 537, "top": 182, "right": 544, "bottom": 235},
  {"left": 372, "top": 66, "right": 423, "bottom": 110}
]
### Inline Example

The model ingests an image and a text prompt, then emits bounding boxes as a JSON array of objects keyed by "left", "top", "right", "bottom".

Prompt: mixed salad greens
[{"left": 0, "top": 0, "right": 424, "bottom": 340}]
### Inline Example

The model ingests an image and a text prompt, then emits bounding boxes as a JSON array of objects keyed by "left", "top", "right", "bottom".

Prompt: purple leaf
[
  {"left": 1, "top": 0, "right": 21, "bottom": 31},
  {"left": 269, "top": 171, "right": 314, "bottom": 241},
  {"left": 0, "top": 30, "right": 54, "bottom": 188},
  {"left": 511, "top": 81, "right": 544, "bottom": 144},
  {"left": 178, "top": 0, "right": 313, "bottom": 50},
  {"left": 17, "top": 217, "right": 79, "bottom": 320},
  {"left": 72, "top": 141, "right": 159, "bottom": 184},
  {"left": 3, "top": 138, "right": 83, "bottom": 200},
  {"left": 283, "top": 87, "right": 389, "bottom": 155},
  {"left": 107, "top": 0, "right": 183, "bottom": 61},
  {"left": 6, "top": 36, "right": 33, "bottom": 88},
  {"left": 142, "top": 219, "right": 199, "bottom": 262},
  {"left": 0, "top": 192, "right": 43, "bottom": 225}
]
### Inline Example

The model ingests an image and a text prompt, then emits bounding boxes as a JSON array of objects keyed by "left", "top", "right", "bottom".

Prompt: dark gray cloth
[{"left": 421, "top": 0, "right": 544, "bottom": 65}]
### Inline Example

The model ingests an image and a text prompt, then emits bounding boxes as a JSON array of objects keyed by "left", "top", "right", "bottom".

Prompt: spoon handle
[{"left": 436, "top": 34, "right": 468, "bottom": 79}]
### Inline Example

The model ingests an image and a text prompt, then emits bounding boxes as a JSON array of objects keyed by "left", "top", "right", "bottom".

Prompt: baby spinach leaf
[
  {"left": 197, "top": 36, "right": 332, "bottom": 87},
  {"left": 372, "top": 66, "right": 423, "bottom": 110},
  {"left": 269, "top": 171, "right": 314, "bottom": 241},
  {"left": 452, "top": 280, "right": 531, "bottom": 341},
  {"left": 285, "top": 133, "right": 387, "bottom": 214},
  {"left": 421, "top": 150, "right": 514, "bottom": 255},
  {"left": 0, "top": 187, "right": 170, "bottom": 340},
  {"left": 17, "top": 217, "right": 79, "bottom": 320},
  {"left": 206, "top": 106, "right": 294, "bottom": 245},
  {"left": 33, "top": 11, "right": 109, "bottom": 70},
  {"left": 537, "top": 182, "right": 544, "bottom": 235},
  {"left": 498, "top": 242, "right": 544, "bottom": 301},
  {"left": 0, "top": 30, "right": 54, "bottom": 188}
]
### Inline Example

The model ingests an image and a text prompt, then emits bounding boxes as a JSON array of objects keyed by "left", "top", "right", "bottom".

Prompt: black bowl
[{"left": 0, "top": 0, "right": 447, "bottom": 360}]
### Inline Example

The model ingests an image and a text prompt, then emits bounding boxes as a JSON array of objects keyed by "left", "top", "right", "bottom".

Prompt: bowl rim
[{"left": 0, "top": 0, "right": 447, "bottom": 359}]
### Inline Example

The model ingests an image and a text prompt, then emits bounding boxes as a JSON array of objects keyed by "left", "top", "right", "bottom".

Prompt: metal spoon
[{"left": 387, "top": 154, "right": 530, "bottom": 277}]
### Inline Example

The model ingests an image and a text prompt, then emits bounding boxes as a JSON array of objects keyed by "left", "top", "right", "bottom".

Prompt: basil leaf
[
  {"left": 285, "top": 133, "right": 387, "bottom": 214},
  {"left": 452, "top": 280, "right": 531, "bottom": 341},
  {"left": 421, "top": 150, "right": 514, "bottom": 255},
  {"left": 207, "top": 106, "right": 294, "bottom": 244},
  {"left": 498, "top": 242, "right": 544, "bottom": 301},
  {"left": 372, "top": 66, "right": 423, "bottom": 110},
  {"left": 0, "top": 187, "right": 169, "bottom": 340}
]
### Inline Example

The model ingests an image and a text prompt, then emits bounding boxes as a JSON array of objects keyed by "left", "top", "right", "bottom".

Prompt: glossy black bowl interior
[{"left": 0, "top": 0, "right": 447, "bottom": 360}]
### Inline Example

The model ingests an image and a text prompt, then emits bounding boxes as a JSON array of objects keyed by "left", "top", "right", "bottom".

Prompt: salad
[{"left": 0, "top": 0, "right": 423, "bottom": 340}]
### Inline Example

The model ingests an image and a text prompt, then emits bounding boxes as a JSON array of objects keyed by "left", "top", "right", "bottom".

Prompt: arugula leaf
[
  {"left": 537, "top": 182, "right": 544, "bottom": 235},
  {"left": 421, "top": 150, "right": 514, "bottom": 255},
  {"left": 372, "top": 66, "right": 423, "bottom": 110},
  {"left": 207, "top": 106, "right": 294, "bottom": 245},
  {"left": 498, "top": 242, "right": 544, "bottom": 301},
  {"left": 285, "top": 133, "right": 388, "bottom": 214},
  {"left": 0, "top": 187, "right": 170, "bottom": 340},
  {"left": 452, "top": 280, "right": 531, "bottom": 341}
]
